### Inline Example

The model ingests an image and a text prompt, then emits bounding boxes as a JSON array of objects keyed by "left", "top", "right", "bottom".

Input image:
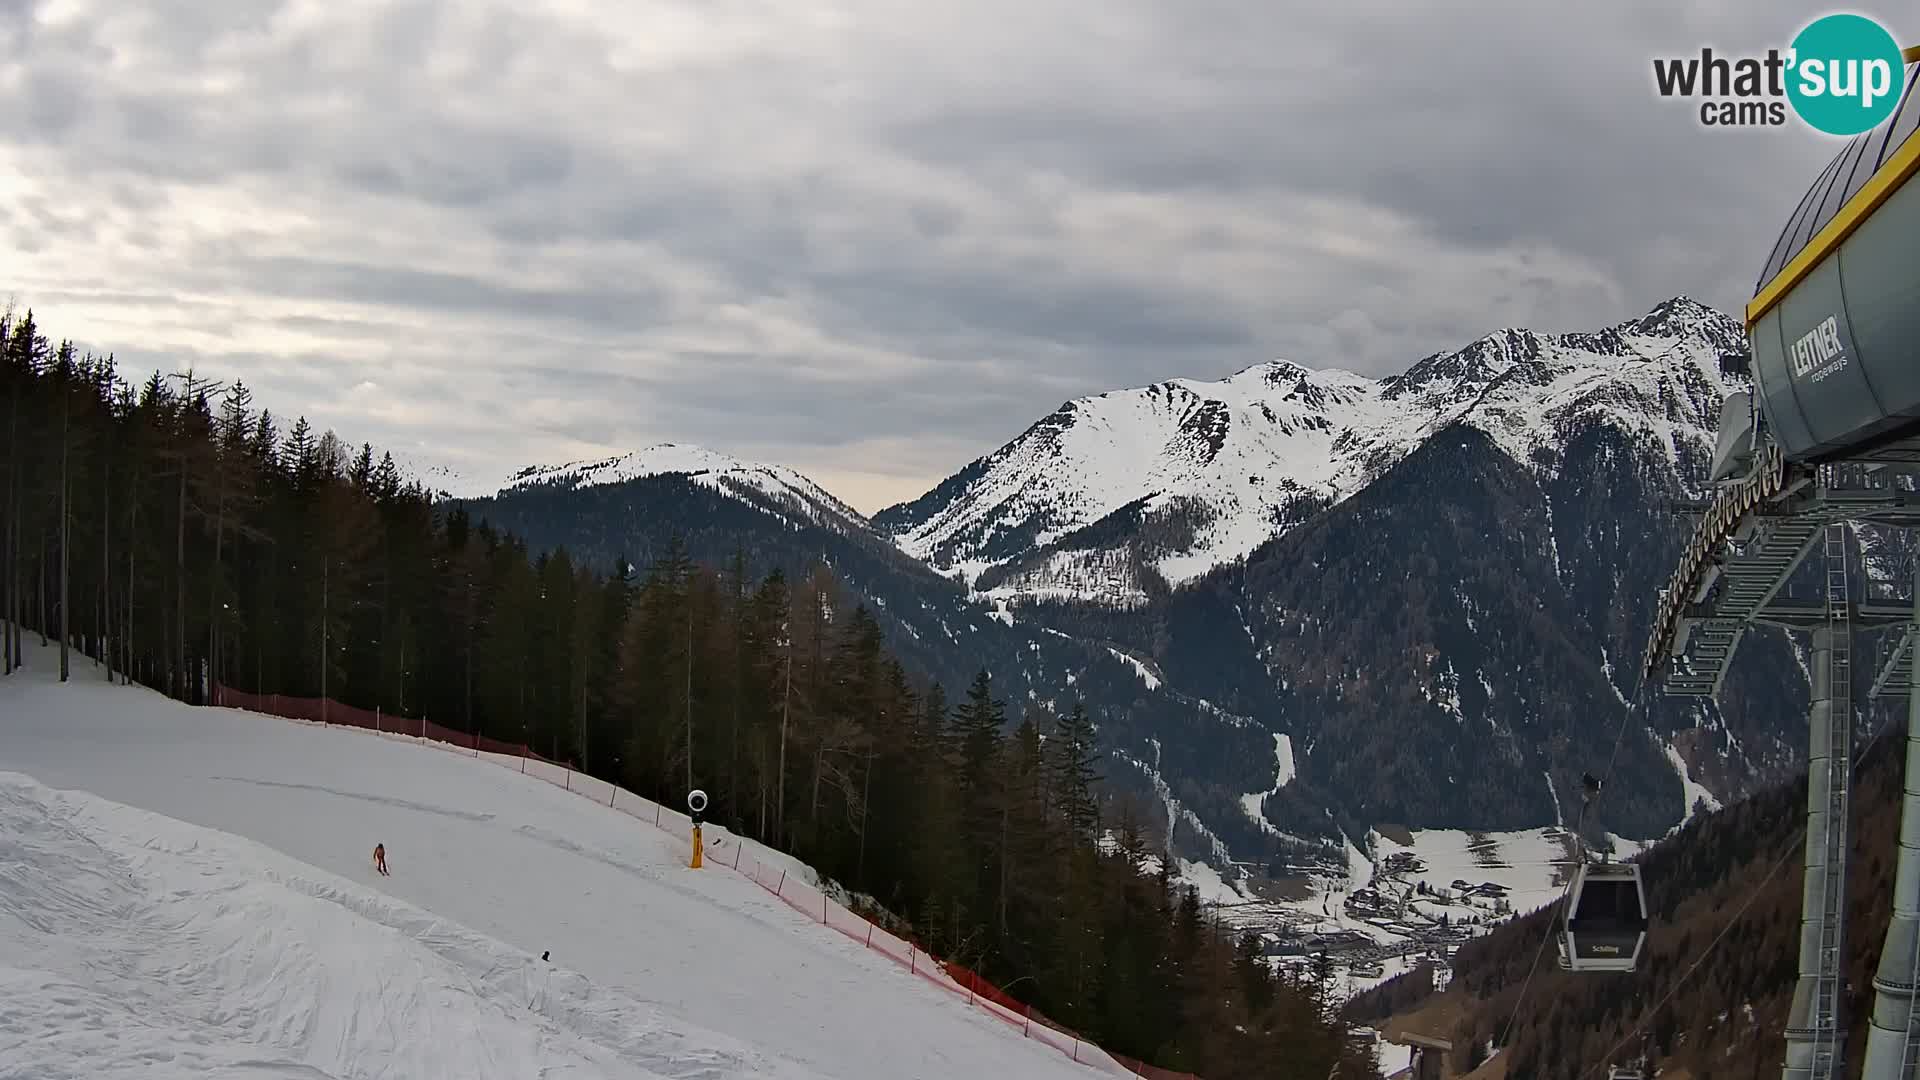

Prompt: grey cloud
[
  {"left": 221, "top": 257, "right": 673, "bottom": 332},
  {"left": 3, "top": 0, "right": 1904, "bottom": 511}
]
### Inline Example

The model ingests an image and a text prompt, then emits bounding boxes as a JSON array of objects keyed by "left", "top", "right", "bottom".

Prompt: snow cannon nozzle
[{"left": 687, "top": 788, "right": 707, "bottom": 824}]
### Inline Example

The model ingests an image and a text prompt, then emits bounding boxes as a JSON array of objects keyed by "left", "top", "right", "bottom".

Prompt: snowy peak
[
  {"left": 1223, "top": 359, "right": 1311, "bottom": 390},
  {"left": 1626, "top": 294, "right": 1735, "bottom": 341},
  {"left": 496, "top": 443, "right": 869, "bottom": 528},
  {"left": 879, "top": 298, "right": 1746, "bottom": 601},
  {"left": 1382, "top": 328, "right": 1546, "bottom": 406}
]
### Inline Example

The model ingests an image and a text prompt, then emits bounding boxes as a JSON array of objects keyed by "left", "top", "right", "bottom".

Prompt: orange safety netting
[{"left": 207, "top": 683, "right": 1200, "bottom": 1080}]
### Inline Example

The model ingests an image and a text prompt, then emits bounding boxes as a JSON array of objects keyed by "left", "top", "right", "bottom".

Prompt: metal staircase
[
  {"left": 1812, "top": 521, "right": 1854, "bottom": 1080},
  {"left": 1655, "top": 462, "right": 1920, "bottom": 697},
  {"left": 1872, "top": 622, "right": 1917, "bottom": 699},
  {"left": 1661, "top": 514, "right": 1823, "bottom": 697}
]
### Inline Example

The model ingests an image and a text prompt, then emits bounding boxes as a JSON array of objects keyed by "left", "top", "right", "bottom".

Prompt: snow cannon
[{"left": 687, "top": 789, "right": 708, "bottom": 869}]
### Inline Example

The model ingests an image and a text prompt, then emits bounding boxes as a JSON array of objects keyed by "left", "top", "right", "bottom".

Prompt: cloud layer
[{"left": 2, "top": 0, "right": 1905, "bottom": 510}]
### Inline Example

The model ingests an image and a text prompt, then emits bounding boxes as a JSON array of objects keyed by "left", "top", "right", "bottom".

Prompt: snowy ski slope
[{"left": 0, "top": 643, "right": 1112, "bottom": 1080}]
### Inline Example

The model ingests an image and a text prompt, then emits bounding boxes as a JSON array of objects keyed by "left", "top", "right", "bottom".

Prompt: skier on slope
[{"left": 373, "top": 842, "right": 389, "bottom": 876}]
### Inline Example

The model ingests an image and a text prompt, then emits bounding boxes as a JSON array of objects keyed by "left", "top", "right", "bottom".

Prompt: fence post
[
  {"left": 733, "top": 844, "right": 743, "bottom": 870},
  {"left": 777, "top": 870, "right": 786, "bottom": 896},
  {"left": 521, "top": 743, "right": 527, "bottom": 774},
  {"left": 1072, "top": 1040, "right": 1080, "bottom": 1064},
  {"left": 375, "top": 706, "right": 381, "bottom": 733},
  {"left": 565, "top": 769, "right": 571, "bottom": 792},
  {"left": 654, "top": 805, "right": 661, "bottom": 827},
  {"left": 822, "top": 893, "right": 828, "bottom": 923},
  {"left": 866, "top": 922, "right": 874, "bottom": 948},
  {"left": 609, "top": 786, "right": 617, "bottom": 808}
]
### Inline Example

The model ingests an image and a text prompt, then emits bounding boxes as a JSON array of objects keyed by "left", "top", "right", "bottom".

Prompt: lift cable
[
  {"left": 1494, "top": 680, "right": 1645, "bottom": 1051},
  {"left": 1570, "top": 705, "right": 1899, "bottom": 1080}
]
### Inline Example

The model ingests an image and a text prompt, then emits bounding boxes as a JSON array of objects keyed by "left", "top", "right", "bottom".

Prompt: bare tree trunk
[
  {"left": 320, "top": 557, "right": 328, "bottom": 720},
  {"left": 99, "top": 452, "right": 110, "bottom": 675},
  {"left": 12, "top": 512, "right": 22, "bottom": 669},
  {"left": 125, "top": 501, "right": 136, "bottom": 686},
  {"left": 685, "top": 603, "right": 694, "bottom": 795},
  {"left": 254, "top": 560, "right": 263, "bottom": 696},
  {"left": 464, "top": 580, "right": 474, "bottom": 734},
  {"left": 778, "top": 633, "right": 792, "bottom": 843},
  {"left": 998, "top": 795, "right": 1011, "bottom": 937},
  {"left": 58, "top": 387, "right": 69, "bottom": 681},
  {"left": 2, "top": 456, "right": 12, "bottom": 676},
  {"left": 175, "top": 466, "right": 186, "bottom": 700},
  {"left": 58, "top": 380, "right": 70, "bottom": 680},
  {"left": 38, "top": 529, "right": 48, "bottom": 645},
  {"left": 206, "top": 480, "right": 225, "bottom": 700},
  {"left": 2, "top": 410, "right": 12, "bottom": 676},
  {"left": 858, "top": 755, "right": 873, "bottom": 881},
  {"left": 810, "top": 749, "right": 822, "bottom": 831},
  {"left": 378, "top": 537, "right": 390, "bottom": 709}
]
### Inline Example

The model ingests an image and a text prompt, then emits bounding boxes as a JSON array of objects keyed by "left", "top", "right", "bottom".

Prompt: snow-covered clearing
[
  {"left": 1237, "top": 733, "right": 1296, "bottom": 837},
  {"left": 1105, "top": 648, "right": 1161, "bottom": 690},
  {"left": 0, "top": 645, "right": 1114, "bottom": 1080},
  {"left": 1172, "top": 858, "right": 1245, "bottom": 906},
  {"left": 1368, "top": 827, "right": 1570, "bottom": 915},
  {"left": 1664, "top": 740, "right": 1724, "bottom": 826}
]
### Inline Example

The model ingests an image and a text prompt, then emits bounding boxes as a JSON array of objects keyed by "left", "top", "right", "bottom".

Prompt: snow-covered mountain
[
  {"left": 499, "top": 444, "right": 872, "bottom": 534},
  {"left": 875, "top": 297, "right": 1747, "bottom": 603},
  {"left": 448, "top": 296, "right": 1844, "bottom": 891}
]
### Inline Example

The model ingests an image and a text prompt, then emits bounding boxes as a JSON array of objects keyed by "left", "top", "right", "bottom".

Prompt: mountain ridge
[
  {"left": 869, "top": 295, "right": 1746, "bottom": 606},
  {"left": 442, "top": 295, "right": 1831, "bottom": 896}
]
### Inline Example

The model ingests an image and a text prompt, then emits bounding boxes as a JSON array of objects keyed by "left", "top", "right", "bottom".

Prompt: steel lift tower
[{"left": 1643, "top": 55, "right": 1920, "bottom": 1080}]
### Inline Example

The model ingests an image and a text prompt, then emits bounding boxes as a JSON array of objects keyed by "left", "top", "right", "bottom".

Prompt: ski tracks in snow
[{"left": 0, "top": 772, "right": 826, "bottom": 1080}]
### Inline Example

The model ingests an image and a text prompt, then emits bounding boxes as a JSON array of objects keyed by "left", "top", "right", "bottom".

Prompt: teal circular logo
[{"left": 1786, "top": 14, "right": 1905, "bottom": 135}]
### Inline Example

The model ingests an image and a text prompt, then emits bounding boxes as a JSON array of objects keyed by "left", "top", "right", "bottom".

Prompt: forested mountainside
[
  {"left": 877, "top": 296, "right": 1920, "bottom": 844},
  {"left": 1349, "top": 718, "right": 1910, "bottom": 1080},
  {"left": 449, "top": 297, "right": 1898, "bottom": 876},
  {"left": 1041, "top": 420, "right": 1821, "bottom": 842},
  {"left": 0, "top": 307, "right": 1378, "bottom": 1080},
  {"left": 458, "top": 450, "right": 1335, "bottom": 879}
]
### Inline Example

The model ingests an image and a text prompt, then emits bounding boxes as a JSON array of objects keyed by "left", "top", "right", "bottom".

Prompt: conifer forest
[{"left": 0, "top": 307, "right": 1375, "bottom": 1079}]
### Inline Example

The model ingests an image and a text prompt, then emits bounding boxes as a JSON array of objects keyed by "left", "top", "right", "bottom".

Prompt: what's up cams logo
[{"left": 1653, "top": 13, "right": 1907, "bottom": 134}]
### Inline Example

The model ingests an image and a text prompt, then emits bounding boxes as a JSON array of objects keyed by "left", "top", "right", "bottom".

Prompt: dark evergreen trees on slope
[{"left": 0, "top": 307, "right": 1372, "bottom": 1079}]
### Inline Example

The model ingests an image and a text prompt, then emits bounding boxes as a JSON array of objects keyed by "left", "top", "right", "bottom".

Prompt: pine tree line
[{"left": 0, "top": 307, "right": 1376, "bottom": 1078}]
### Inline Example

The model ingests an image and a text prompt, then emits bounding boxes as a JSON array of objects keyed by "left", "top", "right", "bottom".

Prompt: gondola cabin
[{"left": 1557, "top": 861, "right": 1648, "bottom": 973}]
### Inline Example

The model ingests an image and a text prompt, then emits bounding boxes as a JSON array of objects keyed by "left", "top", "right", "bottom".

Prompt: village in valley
[{"left": 1183, "top": 826, "right": 1571, "bottom": 998}]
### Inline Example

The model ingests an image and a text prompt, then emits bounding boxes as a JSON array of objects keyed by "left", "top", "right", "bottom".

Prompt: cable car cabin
[{"left": 1557, "top": 862, "right": 1649, "bottom": 973}]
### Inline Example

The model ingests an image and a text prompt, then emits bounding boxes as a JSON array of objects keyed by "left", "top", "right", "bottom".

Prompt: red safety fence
[
  {"left": 211, "top": 685, "right": 573, "bottom": 768},
  {"left": 208, "top": 682, "right": 1202, "bottom": 1080}
]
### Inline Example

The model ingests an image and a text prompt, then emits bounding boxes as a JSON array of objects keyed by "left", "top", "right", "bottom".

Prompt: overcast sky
[{"left": 2, "top": 0, "right": 1908, "bottom": 511}]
